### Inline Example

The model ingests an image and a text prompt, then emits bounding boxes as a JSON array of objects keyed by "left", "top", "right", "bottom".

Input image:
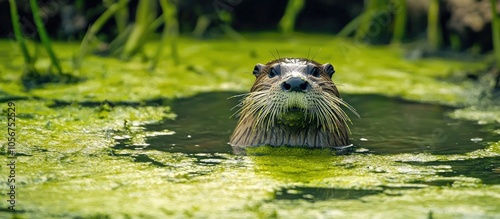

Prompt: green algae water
[{"left": 1, "top": 35, "right": 499, "bottom": 218}]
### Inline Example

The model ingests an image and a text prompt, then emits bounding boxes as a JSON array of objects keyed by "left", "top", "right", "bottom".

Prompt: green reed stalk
[
  {"left": 427, "top": 0, "right": 442, "bottom": 50},
  {"left": 355, "top": 0, "right": 376, "bottom": 40},
  {"left": 279, "top": 0, "right": 305, "bottom": 35},
  {"left": 391, "top": 0, "right": 407, "bottom": 44},
  {"left": 491, "top": 0, "right": 500, "bottom": 68},
  {"left": 163, "top": 0, "right": 179, "bottom": 65},
  {"left": 354, "top": 0, "right": 389, "bottom": 41},
  {"left": 30, "top": 0, "right": 62, "bottom": 74},
  {"left": 103, "top": 0, "right": 128, "bottom": 34},
  {"left": 449, "top": 33, "right": 461, "bottom": 51},
  {"left": 151, "top": 0, "right": 179, "bottom": 70},
  {"left": 114, "top": 0, "right": 129, "bottom": 33},
  {"left": 9, "top": 0, "right": 33, "bottom": 69},
  {"left": 75, "top": 0, "right": 129, "bottom": 69},
  {"left": 338, "top": 13, "right": 366, "bottom": 37},
  {"left": 122, "top": 0, "right": 157, "bottom": 60},
  {"left": 109, "top": 15, "right": 164, "bottom": 57}
]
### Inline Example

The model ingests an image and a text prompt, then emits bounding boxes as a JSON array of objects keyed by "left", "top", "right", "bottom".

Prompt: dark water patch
[
  {"left": 348, "top": 95, "right": 497, "bottom": 154},
  {"left": 405, "top": 157, "right": 500, "bottom": 184},
  {"left": 111, "top": 152, "right": 168, "bottom": 168},
  {"left": 137, "top": 92, "right": 497, "bottom": 155},
  {"left": 380, "top": 184, "right": 428, "bottom": 190},
  {"left": 130, "top": 154, "right": 168, "bottom": 167},
  {"left": 274, "top": 187, "right": 382, "bottom": 201},
  {"left": 142, "top": 92, "right": 238, "bottom": 154},
  {"left": 0, "top": 95, "right": 29, "bottom": 103},
  {"left": 112, "top": 135, "right": 230, "bottom": 167},
  {"left": 44, "top": 97, "right": 172, "bottom": 108},
  {"left": 408, "top": 179, "right": 456, "bottom": 187},
  {"left": 275, "top": 185, "right": 431, "bottom": 202}
]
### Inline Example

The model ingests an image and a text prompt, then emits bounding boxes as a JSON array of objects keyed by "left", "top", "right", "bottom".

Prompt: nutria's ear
[
  {"left": 322, "top": 63, "right": 335, "bottom": 78},
  {"left": 253, "top": 64, "right": 265, "bottom": 77}
]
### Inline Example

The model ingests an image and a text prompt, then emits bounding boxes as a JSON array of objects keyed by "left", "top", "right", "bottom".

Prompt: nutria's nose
[{"left": 281, "top": 77, "right": 310, "bottom": 92}]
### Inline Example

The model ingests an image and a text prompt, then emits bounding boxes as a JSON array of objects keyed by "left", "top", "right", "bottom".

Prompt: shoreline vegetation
[{"left": 5, "top": 1, "right": 500, "bottom": 91}]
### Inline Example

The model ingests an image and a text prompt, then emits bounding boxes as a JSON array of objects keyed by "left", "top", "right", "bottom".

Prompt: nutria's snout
[{"left": 281, "top": 77, "right": 311, "bottom": 92}]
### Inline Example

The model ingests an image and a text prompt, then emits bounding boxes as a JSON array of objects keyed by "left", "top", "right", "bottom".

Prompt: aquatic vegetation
[
  {"left": 391, "top": 0, "right": 407, "bottom": 44},
  {"left": 279, "top": 0, "right": 305, "bottom": 35},
  {"left": 151, "top": 0, "right": 179, "bottom": 70},
  {"left": 122, "top": 1, "right": 158, "bottom": 60},
  {"left": 0, "top": 34, "right": 499, "bottom": 218},
  {"left": 491, "top": 0, "right": 500, "bottom": 70},
  {"left": 354, "top": 0, "right": 390, "bottom": 43},
  {"left": 8, "top": 0, "right": 32, "bottom": 72},
  {"left": 8, "top": 0, "right": 74, "bottom": 88},
  {"left": 29, "top": 0, "right": 62, "bottom": 75},
  {"left": 427, "top": 0, "right": 442, "bottom": 50},
  {"left": 1, "top": 0, "right": 499, "bottom": 217},
  {"left": 0, "top": 34, "right": 487, "bottom": 104},
  {"left": 76, "top": 0, "right": 130, "bottom": 69}
]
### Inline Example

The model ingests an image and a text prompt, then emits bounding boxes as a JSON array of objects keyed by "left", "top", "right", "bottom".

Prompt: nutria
[{"left": 229, "top": 58, "right": 358, "bottom": 148}]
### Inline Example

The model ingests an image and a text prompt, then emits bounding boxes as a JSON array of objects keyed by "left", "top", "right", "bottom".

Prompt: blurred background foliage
[
  {"left": 2, "top": 0, "right": 500, "bottom": 90},
  {"left": 2, "top": 0, "right": 498, "bottom": 48}
]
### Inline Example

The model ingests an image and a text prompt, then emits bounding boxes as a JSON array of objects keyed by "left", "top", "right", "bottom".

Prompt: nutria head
[{"left": 230, "top": 58, "right": 357, "bottom": 148}]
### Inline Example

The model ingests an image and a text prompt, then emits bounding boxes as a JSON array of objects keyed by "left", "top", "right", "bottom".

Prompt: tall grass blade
[
  {"left": 122, "top": 0, "right": 157, "bottom": 60},
  {"left": 279, "top": 0, "right": 305, "bottom": 35},
  {"left": 8, "top": 0, "right": 33, "bottom": 70},
  {"left": 491, "top": 0, "right": 500, "bottom": 69},
  {"left": 30, "top": 0, "right": 62, "bottom": 74},
  {"left": 75, "top": 0, "right": 130, "bottom": 69},
  {"left": 391, "top": 0, "right": 407, "bottom": 44},
  {"left": 427, "top": 0, "right": 442, "bottom": 50}
]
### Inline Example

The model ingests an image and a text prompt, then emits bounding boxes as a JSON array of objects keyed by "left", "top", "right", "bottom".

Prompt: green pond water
[{"left": 0, "top": 34, "right": 500, "bottom": 218}]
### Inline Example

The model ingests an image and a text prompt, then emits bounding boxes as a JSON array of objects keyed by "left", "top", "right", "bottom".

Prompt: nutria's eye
[
  {"left": 268, "top": 67, "right": 280, "bottom": 78},
  {"left": 310, "top": 67, "right": 320, "bottom": 77}
]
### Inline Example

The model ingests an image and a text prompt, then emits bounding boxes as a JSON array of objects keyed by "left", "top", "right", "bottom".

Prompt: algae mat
[{"left": 0, "top": 34, "right": 499, "bottom": 218}]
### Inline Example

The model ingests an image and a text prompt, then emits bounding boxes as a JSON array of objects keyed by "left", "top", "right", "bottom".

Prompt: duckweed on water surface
[{"left": 0, "top": 34, "right": 499, "bottom": 218}]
